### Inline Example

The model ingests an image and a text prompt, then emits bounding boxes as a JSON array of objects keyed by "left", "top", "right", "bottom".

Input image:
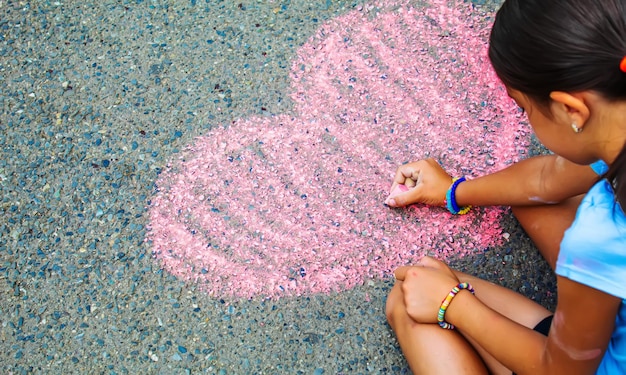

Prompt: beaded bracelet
[
  {"left": 445, "top": 177, "right": 472, "bottom": 215},
  {"left": 437, "top": 282, "right": 475, "bottom": 329}
]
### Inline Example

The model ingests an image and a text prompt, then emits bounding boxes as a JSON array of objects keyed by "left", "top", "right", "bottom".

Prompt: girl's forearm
[{"left": 454, "top": 155, "right": 597, "bottom": 207}]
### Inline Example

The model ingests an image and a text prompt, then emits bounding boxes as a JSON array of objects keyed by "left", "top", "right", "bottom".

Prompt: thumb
[{"left": 385, "top": 188, "right": 419, "bottom": 207}]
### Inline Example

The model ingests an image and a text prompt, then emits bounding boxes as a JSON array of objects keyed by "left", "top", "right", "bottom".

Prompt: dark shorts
[
  {"left": 511, "top": 315, "right": 553, "bottom": 375},
  {"left": 532, "top": 315, "right": 554, "bottom": 336}
]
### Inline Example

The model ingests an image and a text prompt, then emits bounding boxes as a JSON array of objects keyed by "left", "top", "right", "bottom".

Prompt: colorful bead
[{"left": 437, "top": 282, "right": 475, "bottom": 329}]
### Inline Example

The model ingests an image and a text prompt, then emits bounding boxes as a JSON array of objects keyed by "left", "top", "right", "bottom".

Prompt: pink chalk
[
  {"left": 388, "top": 183, "right": 410, "bottom": 198},
  {"left": 146, "top": 0, "right": 529, "bottom": 299}
]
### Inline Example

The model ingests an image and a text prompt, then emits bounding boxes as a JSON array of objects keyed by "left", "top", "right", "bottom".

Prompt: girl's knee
[
  {"left": 385, "top": 282, "right": 405, "bottom": 328},
  {"left": 510, "top": 205, "right": 531, "bottom": 222}
]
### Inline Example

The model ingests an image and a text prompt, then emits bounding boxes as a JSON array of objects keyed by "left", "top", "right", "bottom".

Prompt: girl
[{"left": 384, "top": 0, "right": 626, "bottom": 374}]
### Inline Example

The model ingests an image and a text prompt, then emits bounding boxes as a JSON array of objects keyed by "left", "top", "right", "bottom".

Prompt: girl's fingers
[
  {"left": 385, "top": 184, "right": 424, "bottom": 207},
  {"left": 394, "top": 258, "right": 429, "bottom": 281},
  {"left": 393, "top": 162, "right": 423, "bottom": 184},
  {"left": 419, "top": 256, "right": 441, "bottom": 269},
  {"left": 394, "top": 266, "right": 411, "bottom": 281}
]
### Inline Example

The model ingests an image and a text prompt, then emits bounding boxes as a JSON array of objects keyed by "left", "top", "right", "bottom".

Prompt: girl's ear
[{"left": 549, "top": 91, "right": 591, "bottom": 130}]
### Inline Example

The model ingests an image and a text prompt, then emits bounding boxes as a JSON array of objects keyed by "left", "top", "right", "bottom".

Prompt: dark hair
[{"left": 488, "top": 0, "right": 626, "bottom": 207}]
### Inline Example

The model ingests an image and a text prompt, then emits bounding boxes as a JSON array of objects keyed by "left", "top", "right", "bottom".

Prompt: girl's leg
[
  {"left": 386, "top": 281, "right": 489, "bottom": 374},
  {"left": 387, "top": 272, "right": 552, "bottom": 375},
  {"left": 511, "top": 195, "right": 584, "bottom": 270},
  {"left": 386, "top": 195, "right": 584, "bottom": 374}
]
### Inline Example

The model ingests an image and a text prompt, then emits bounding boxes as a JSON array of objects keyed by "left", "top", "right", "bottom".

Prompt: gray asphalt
[{"left": 0, "top": 0, "right": 554, "bottom": 373}]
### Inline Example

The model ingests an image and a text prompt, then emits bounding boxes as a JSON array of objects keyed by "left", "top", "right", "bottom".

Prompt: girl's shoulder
[
  {"left": 567, "top": 178, "right": 625, "bottom": 241},
  {"left": 585, "top": 178, "right": 624, "bottom": 212},
  {"left": 557, "top": 178, "right": 626, "bottom": 299}
]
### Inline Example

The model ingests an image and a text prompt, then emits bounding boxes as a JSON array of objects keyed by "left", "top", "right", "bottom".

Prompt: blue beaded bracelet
[{"left": 445, "top": 177, "right": 471, "bottom": 215}]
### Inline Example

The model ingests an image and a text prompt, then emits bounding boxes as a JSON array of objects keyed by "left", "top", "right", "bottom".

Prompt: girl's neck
[{"left": 589, "top": 98, "right": 626, "bottom": 166}]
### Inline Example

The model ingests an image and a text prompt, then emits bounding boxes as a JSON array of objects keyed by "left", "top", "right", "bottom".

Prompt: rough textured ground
[{"left": 0, "top": 0, "right": 554, "bottom": 373}]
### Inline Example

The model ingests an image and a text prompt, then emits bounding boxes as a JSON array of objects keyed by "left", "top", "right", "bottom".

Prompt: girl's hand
[
  {"left": 394, "top": 257, "right": 460, "bottom": 324},
  {"left": 385, "top": 158, "right": 452, "bottom": 208}
]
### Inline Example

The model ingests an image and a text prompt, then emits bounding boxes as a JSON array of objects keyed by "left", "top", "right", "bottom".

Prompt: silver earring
[{"left": 571, "top": 123, "right": 582, "bottom": 133}]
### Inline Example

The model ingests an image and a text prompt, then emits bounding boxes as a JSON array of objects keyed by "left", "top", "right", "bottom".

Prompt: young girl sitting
[{"left": 384, "top": 0, "right": 626, "bottom": 374}]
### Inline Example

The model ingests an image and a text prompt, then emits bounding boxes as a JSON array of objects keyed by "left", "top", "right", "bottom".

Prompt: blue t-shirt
[{"left": 557, "top": 160, "right": 626, "bottom": 374}]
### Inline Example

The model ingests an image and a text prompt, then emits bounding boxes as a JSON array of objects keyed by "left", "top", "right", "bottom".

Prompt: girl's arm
[
  {"left": 455, "top": 155, "right": 598, "bottom": 207},
  {"left": 447, "top": 276, "right": 620, "bottom": 375},
  {"left": 387, "top": 155, "right": 598, "bottom": 208}
]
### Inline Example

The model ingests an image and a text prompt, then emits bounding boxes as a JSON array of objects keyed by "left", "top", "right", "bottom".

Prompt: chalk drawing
[{"left": 146, "top": 0, "right": 529, "bottom": 299}]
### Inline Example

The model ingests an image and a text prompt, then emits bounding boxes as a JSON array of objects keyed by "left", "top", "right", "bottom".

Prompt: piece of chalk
[{"left": 389, "top": 183, "right": 409, "bottom": 198}]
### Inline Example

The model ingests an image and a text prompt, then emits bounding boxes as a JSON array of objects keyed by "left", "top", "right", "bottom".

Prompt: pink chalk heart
[{"left": 146, "top": 0, "right": 529, "bottom": 299}]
